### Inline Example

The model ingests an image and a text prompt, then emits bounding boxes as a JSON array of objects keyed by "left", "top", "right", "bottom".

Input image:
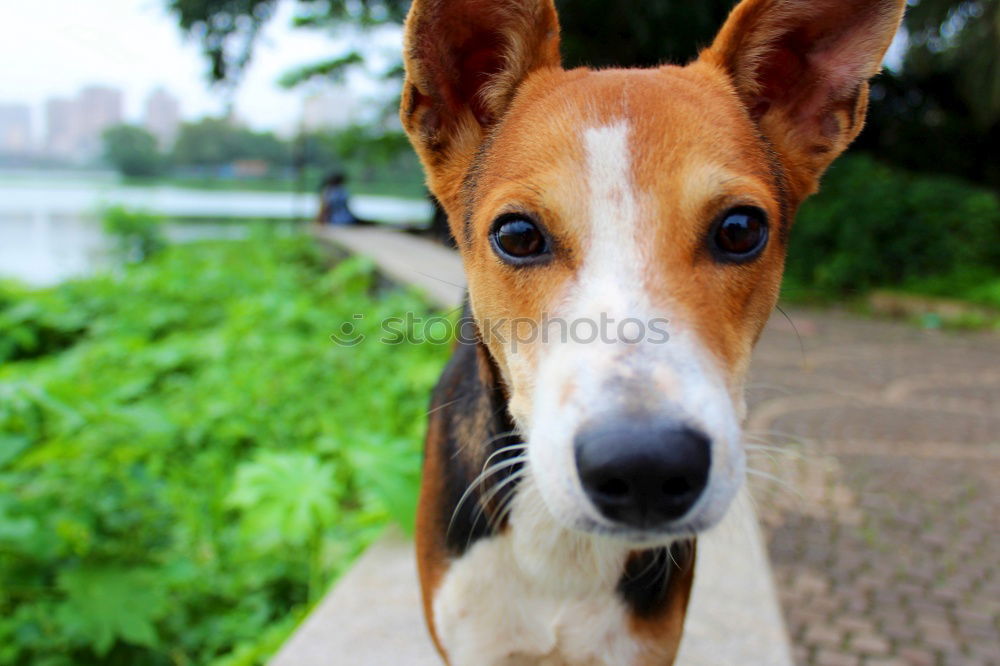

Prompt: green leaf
[
  {"left": 227, "top": 452, "right": 339, "bottom": 549},
  {"left": 277, "top": 52, "right": 364, "bottom": 88},
  {"left": 55, "top": 567, "right": 167, "bottom": 656},
  {"left": 346, "top": 438, "right": 421, "bottom": 533},
  {"left": 0, "top": 433, "right": 29, "bottom": 467}
]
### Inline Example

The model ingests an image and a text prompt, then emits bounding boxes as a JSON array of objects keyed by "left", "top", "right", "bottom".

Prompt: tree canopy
[
  {"left": 102, "top": 125, "right": 164, "bottom": 178},
  {"left": 168, "top": 0, "right": 1000, "bottom": 188},
  {"left": 171, "top": 117, "right": 291, "bottom": 168}
]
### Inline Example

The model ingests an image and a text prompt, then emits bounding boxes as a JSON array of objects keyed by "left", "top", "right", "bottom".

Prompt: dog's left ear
[
  {"left": 400, "top": 0, "right": 561, "bottom": 225},
  {"left": 700, "top": 0, "right": 905, "bottom": 201}
]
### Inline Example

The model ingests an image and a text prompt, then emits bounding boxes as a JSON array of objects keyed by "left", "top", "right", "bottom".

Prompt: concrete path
[
  {"left": 272, "top": 529, "right": 441, "bottom": 665},
  {"left": 272, "top": 226, "right": 794, "bottom": 665},
  {"left": 320, "top": 225, "right": 465, "bottom": 307}
]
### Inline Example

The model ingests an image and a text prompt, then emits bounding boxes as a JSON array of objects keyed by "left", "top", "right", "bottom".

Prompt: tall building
[
  {"left": 45, "top": 97, "right": 78, "bottom": 158},
  {"left": 144, "top": 87, "right": 181, "bottom": 148},
  {"left": 75, "top": 85, "right": 123, "bottom": 157},
  {"left": 0, "top": 103, "right": 32, "bottom": 154},
  {"left": 44, "top": 85, "right": 124, "bottom": 160}
]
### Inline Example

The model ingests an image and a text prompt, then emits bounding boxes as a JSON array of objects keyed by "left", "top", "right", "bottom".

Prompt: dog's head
[{"left": 402, "top": 0, "right": 904, "bottom": 542}]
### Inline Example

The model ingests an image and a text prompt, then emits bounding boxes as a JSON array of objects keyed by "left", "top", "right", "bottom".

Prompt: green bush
[
  {"left": 0, "top": 233, "right": 448, "bottom": 665},
  {"left": 785, "top": 154, "right": 1000, "bottom": 297},
  {"left": 0, "top": 282, "right": 90, "bottom": 364},
  {"left": 102, "top": 125, "right": 164, "bottom": 178},
  {"left": 101, "top": 206, "right": 166, "bottom": 263}
]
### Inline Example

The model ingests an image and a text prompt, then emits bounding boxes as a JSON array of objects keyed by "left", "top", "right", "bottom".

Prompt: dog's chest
[{"left": 432, "top": 484, "right": 646, "bottom": 665}]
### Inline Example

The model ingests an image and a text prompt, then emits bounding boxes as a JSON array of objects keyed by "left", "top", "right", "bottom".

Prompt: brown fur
[
  {"left": 416, "top": 407, "right": 450, "bottom": 655},
  {"left": 626, "top": 544, "right": 697, "bottom": 666}
]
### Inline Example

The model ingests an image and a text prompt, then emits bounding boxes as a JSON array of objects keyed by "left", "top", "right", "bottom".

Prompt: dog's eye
[
  {"left": 491, "top": 215, "right": 550, "bottom": 263},
  {"left": 710, "top": 207, "right": 768, "bottom": 262}
]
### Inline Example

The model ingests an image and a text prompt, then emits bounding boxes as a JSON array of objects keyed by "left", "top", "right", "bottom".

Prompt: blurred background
[{"left": 0, "top": 1, "right": 996, "bottom": 665}]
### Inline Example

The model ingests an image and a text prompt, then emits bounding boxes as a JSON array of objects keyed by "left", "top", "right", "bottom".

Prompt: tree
[
  {"left": 167, "top": 0, "right": 406, "bottom": 88},
  {"left": 904, "top": 0, "right": 999, "bottom": 128},
  {"left": 102, "top": 125, "right": 164, "bottom": 178},
  {"left": 171, "top": 117, "right": 291, "bottom": 168},
  {"left": 169, "top": 0, "right": 999, "bottom": 189},
  {"left": 168, "top": 0, "right": 281, "bottom": 86},
  {"left": 171, "top": 118, "right": 232, "bottom": 167},
  {"left": 857, "top": 0, "right": 1000, "bottom": 188},
  {"left": 168, "top": 0, "right": 736, "bottom": 88},
  {"left": 556, "top": 0, "right": 733, "bottom": 69}
]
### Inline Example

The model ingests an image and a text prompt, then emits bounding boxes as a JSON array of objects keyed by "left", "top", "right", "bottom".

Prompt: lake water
[{"left": 0, "top": 170, "right": 432, "bottom": 285}]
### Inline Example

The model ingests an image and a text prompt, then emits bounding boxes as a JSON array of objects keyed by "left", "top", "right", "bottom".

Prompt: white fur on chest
[{"left": 433, "top": 481, "right": 648, "bottom": 666}]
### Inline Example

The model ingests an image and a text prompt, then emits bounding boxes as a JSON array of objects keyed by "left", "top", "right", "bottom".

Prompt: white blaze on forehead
[
  {"left": 583, "top": 122, "right": 638, "bottom": 259},
  {"left": 579, "top": 121, "right": 648, "bottom": 314}
]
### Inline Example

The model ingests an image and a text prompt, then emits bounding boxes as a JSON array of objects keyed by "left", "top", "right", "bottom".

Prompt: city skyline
[
  {"left": 0, "top": 0, "right": 401, "bottom": 143},
  {"left": 0, "top": 81, "right": 373, "bottom": 162},
  {"left": 0, "top": 85, "right": 181, "bottom": 160},
  {"left": 46, "top": 86, "right": 124, "bottom": 159}
]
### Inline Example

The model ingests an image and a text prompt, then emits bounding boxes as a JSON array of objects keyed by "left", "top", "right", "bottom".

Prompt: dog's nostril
[
  {"left": 596, "top": 477, "right": 630, "bottom": 498},
  {"left": 661, "top": 476, "right": 694, "bottom": 497}
]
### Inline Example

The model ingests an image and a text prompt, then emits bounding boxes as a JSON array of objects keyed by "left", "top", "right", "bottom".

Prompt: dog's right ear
[
  {"left": 700, "top": 0, "right": 905, "bottom": 203},
  {"left": 400, "top": 0, "right": 561, "bottom": 222}
]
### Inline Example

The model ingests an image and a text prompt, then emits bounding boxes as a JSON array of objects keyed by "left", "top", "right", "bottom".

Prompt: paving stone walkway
[{"left": 748, "top": 311, "right": 1000, "bottom": 666}]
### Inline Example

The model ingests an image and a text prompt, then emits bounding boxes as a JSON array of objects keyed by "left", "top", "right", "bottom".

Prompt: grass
[
  {"left": 900, "top": 270, "right": 1000, "bottom": 311},
  {"left": 780, "top": 273, "right": 1000, "bottom": 330}
]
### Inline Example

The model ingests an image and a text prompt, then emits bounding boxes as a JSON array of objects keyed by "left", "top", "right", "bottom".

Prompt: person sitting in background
[{"left": 318, "top": 172, "right": 359, "bottom": 226}]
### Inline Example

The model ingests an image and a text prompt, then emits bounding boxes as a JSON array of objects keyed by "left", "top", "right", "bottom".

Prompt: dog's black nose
[{"left": 574, "top": 420, "right": 711, "bottom": 528}]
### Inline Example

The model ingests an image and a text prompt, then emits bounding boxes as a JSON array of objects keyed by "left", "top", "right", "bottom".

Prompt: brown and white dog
[{"left": 400, "top": 0, "right": 905, "bottom": 663}]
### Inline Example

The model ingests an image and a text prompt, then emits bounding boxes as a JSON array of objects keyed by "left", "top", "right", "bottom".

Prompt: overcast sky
[{"left": 0, "top": 0, "right": 402, "bottom": 136}]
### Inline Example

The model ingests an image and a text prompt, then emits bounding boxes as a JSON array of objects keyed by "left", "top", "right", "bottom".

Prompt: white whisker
[
  {"left": 448, "top": 453, "right": 526, "bottom": 541},
  {"left": 479, "top": 441, "right": 527, "bottom": 470},
  {"left": 746, "top": 468, "right": 802, "bottom": 499},
  {"left": 478, "top": 469, "right": 527, "bottom": 532}
]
